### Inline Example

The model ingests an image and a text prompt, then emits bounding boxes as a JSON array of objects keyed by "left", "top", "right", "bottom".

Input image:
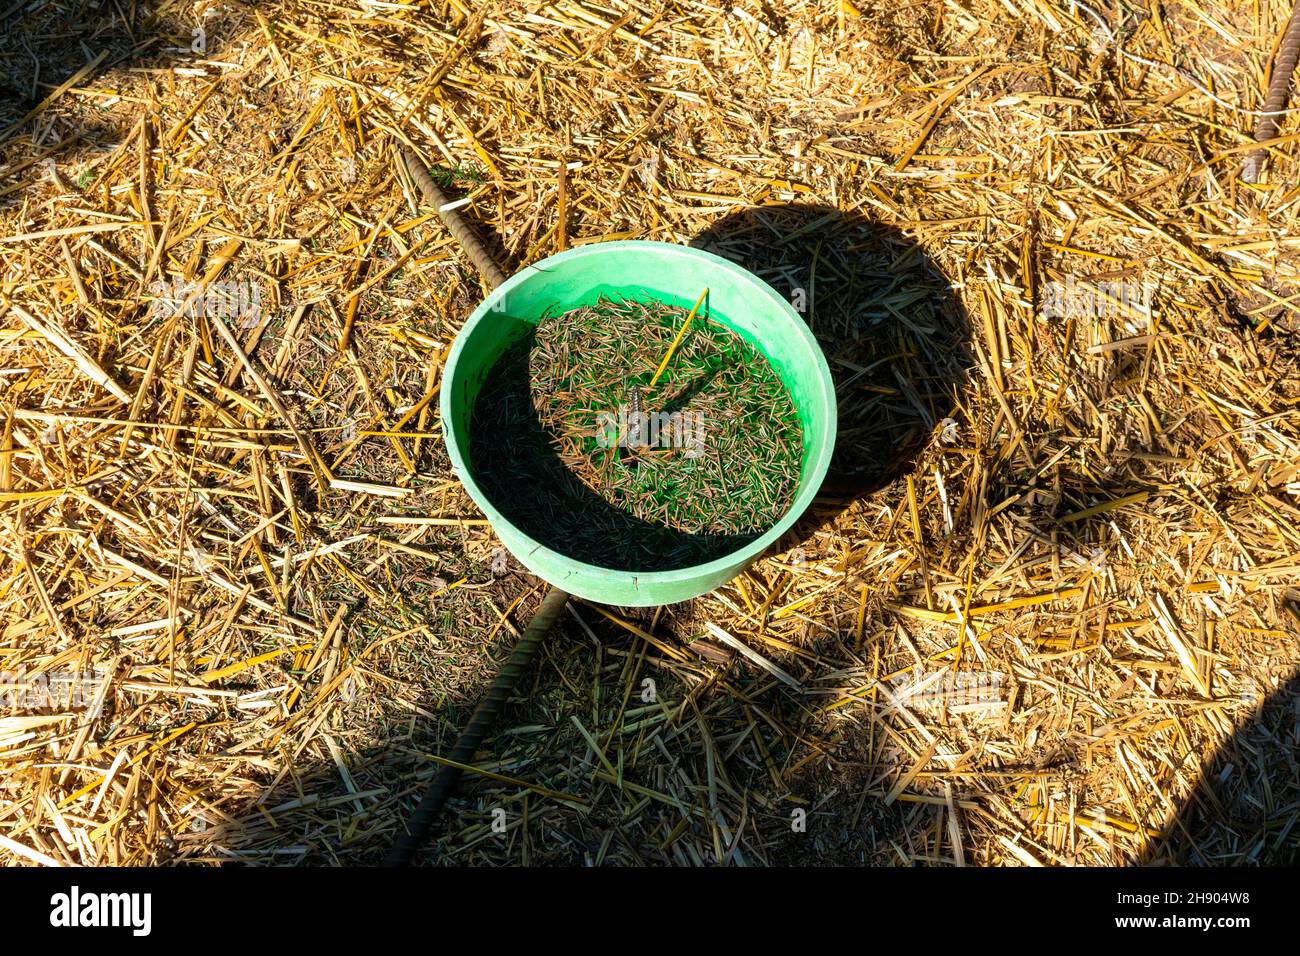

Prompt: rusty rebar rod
[
  {"left": 399, "top": 143, "right": 508, "bottom": 290},
  {"left": 1243, "top": 1, "right": 1300, "bottom": 183},
  {"left": 385, "top": 586, "right": 569, "bottom": 866},
  {"left": 387, "top": 142, "right": 570, "bottom": 865}
]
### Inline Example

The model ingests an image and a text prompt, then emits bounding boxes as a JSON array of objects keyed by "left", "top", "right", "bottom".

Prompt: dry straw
[{"left": 0, "top": 0, "right": 1297, "bottom": 866}]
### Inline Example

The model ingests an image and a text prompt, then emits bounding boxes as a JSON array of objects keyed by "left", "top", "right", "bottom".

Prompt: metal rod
[
  {"left": 399, "top": 144, "right": 508, "bottom": 290},
  {"left": 1243, "top": 1, "right": 1300, "bottom": 183},
  {"left": 386, "top": 586, "right": 569, "bottom": 865},
  {"left": 387, "top": 143, "right": 570, "bottom": 865}
]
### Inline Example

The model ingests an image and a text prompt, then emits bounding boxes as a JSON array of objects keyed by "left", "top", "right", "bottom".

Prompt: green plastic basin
[{"left": 440, "top": 240, "right": 836, "bottom": 605}]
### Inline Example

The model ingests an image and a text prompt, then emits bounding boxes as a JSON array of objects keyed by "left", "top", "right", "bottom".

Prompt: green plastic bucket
[{"left": 440, "top": 240, "right": 836, "bottom": 605}]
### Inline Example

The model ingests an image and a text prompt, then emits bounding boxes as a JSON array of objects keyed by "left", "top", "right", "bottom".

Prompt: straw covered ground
[{"left": 1, "top": 0, "right": 1298, "bottom": 866}]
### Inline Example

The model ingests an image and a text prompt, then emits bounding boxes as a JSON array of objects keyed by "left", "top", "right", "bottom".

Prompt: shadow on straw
[
  {"left": 689, "top": 203, "right": 973, "bottom": 544},
  {"left": 1139, "top": 662, "right": 1299, "bottom": 865}
]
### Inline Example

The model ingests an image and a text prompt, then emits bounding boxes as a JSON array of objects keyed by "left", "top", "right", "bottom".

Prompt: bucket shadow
[{"left": 690, "top": 204, "right": 971, "bottom": 533}]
